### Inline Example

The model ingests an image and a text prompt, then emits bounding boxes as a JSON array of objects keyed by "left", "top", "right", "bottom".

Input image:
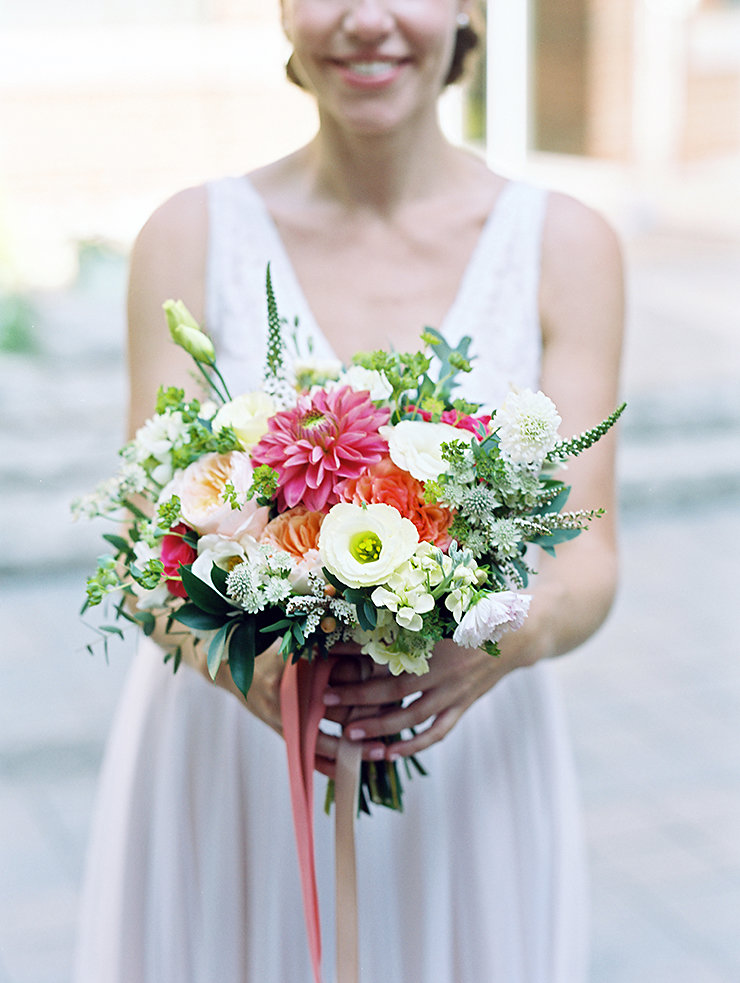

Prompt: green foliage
[{"left": 547, "top": 402, "right": 627, "bottom": 463}]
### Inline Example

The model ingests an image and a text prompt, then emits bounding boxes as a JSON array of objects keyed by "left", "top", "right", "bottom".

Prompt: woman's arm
[
  {"left": 318, "top": 192, "right": 625, "bottom": 762},
  {"left": 125, "top": 186, "right": 290, "bottom": 737}
]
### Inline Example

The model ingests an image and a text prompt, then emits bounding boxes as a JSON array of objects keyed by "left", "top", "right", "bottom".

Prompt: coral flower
[
  {"left": 251, "top": 385, "right": 390, "bottom": 512},
  {"left": 261, "top": 506, "right": 324, "bottom": 561},
  {"left": 337, "top": 456, "right": 455, "bottom": 549}
]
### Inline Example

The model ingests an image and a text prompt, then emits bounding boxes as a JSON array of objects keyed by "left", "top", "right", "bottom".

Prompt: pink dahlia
[{"left": 250, "top": 385, "right": 390, "bottom": 512}]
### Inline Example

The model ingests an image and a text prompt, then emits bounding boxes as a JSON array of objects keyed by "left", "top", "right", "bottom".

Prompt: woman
[{"left": 75, "top": 1, "right": 623, "bottom": 981}]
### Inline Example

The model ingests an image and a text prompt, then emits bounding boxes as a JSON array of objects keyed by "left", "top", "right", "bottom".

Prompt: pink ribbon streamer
[{"left": 280, "top": 659, "right": 362, "bottom": 983}]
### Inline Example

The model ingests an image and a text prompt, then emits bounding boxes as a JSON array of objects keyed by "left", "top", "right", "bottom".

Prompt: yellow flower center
[{"left": 349, "top": 531, "right": 383, "bottom": 564}]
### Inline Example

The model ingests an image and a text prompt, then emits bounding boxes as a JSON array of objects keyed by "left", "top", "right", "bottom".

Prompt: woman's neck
[{"left": 305, "top": 109, "right": 461, "bottom": 213}]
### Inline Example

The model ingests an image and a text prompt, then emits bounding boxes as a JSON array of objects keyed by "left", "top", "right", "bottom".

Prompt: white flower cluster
[
  {"left": 225, "top": 546, "right": 294, "bottom": 614},
  {"left": 358, "top": 541, "right": 487, "bottom": 675},
  {"left": 70, "top": 460, "right": 149, "bottom": 520},
  {"left": 125, "top": 408, "right": 192, "bottom": 486}
]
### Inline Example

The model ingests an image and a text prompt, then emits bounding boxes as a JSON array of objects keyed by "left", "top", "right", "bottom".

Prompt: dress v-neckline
[{"left": 238, "top": 175, "right": 517, "bottom": 358}]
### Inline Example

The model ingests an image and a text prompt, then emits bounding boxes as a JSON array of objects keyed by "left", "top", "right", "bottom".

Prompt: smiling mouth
[
  {"left": 345, "top": 61, "right": 402, "bottom": 77},
  {"left": 333, "top": 59, "right": 408, "bottom": 79}
]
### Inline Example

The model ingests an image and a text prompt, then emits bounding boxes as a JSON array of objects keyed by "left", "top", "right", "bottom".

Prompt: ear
[{"left": 280, "top": 0, "right": 291, "bottom": 39}]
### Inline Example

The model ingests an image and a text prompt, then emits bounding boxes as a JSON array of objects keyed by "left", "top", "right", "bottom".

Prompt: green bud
[{"left": 163, "top": 300, "right": 216, "bottom": 365}]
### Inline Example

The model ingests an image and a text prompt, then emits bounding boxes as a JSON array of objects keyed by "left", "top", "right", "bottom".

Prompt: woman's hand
[{"left": 319, "top": 636, "right": 534, "bottom": 763}]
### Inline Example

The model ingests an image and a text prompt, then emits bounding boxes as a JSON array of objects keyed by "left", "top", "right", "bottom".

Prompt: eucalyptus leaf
[
  {"left": 179, "top": 564, "right": 233, "bottom": 615},
  {"left": 227, "top": 620, "right": 256, "bottom": 698},
  {"left": 173, "top": 604, "right": 229, "bottom": 631},
  {"left": 207, "top": 623, "right": 231, "bottom": 680},
  {"left": 102, "top": 533, "right": 130, "bottom": 553}
]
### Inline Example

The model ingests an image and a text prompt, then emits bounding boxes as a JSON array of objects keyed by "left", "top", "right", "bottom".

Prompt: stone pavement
[{"left": 1, "top": 227, "right": 739, "bottom": 982}]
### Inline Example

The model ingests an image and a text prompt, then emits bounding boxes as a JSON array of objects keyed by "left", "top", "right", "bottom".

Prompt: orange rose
[
  {"left": 337, "top": 457, "right": 454, "bottom": 549},
  {"left": 260, "top": 506, "right": 324, "bottom": 561}
]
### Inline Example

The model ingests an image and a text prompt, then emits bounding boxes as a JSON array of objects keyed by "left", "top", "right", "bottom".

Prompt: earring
[{"left": 456, "top": 11, "right": 470, "bottom": 29}]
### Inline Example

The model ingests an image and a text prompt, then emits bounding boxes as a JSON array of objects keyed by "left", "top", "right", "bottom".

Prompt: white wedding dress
[{"left": 74, "top": 176, "right": 588, "bottom": 983}]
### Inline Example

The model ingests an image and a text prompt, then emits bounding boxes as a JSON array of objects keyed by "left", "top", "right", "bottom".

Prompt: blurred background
[{"left": 1, "top": 1, "right": 738, "bottom": 981}]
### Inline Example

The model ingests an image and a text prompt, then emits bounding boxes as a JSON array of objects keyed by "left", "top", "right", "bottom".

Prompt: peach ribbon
[{"left": 280, "top": 659, "right": 362, "bottom": 983}]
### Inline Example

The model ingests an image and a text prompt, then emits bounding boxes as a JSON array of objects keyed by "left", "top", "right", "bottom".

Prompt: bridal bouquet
[{"left": 75, "top": 268, "right": 624, "bottom": 812}]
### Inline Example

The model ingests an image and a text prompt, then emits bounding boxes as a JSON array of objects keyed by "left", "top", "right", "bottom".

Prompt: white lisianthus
[
  {"left": 164, "top": 299, "right": 216, "bottom": 365},
  {"left": 212, "top": 392, "right": 276, "bottom": 449},
  {"left": 319, "top": 502, "right": 419, "bottom": 588},
  {"left": 452, "top": 590, "right": 531, "bottom": 648},
  {"left": 379, "top": 420, "right": 473, "bottom": 483},
  {"left": 335, "top": 365, "right": 393, "bottom": 402},
  {"left": 493, "top": 389, "right": 561, "bottom": 467}
]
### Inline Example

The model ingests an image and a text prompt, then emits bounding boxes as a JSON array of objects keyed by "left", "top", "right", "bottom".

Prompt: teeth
[{"left": 346, "top": 61, "right": 397, "bottom": 77}]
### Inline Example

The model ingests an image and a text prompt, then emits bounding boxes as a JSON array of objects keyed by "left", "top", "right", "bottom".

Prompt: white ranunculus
[
  {"left": 319, "top": 502, "right": 419, "bottom": 588},
  {"left": 211, "top": 392, "right": 276, "bottom": 449},
  {"left": 452, "top": 591, "right": 531, "bottom": 648},
  {"left": 379, "top": 420, "right": 473, "bottom": 483},
  {"left": 191, "top": 533, "right": 249, "bottom": 588},
  {"left": 335, "top": 365, "right": 393, "bottom": 402},
  {"left": 493, "top": 389, "right": 561, "bottom": 467}
]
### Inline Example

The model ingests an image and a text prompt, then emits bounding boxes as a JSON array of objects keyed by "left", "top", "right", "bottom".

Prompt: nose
[{"left": 342, "top": 0, "right": 394, "bottom": 41}]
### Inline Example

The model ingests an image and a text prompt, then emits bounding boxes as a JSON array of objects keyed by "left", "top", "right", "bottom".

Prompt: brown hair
[{"left": 285, "top": 21, "right": 481, "bottom": 89}]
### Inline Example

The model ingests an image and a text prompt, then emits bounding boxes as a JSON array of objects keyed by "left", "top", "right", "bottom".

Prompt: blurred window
[{"left": 1, "top": 0, "right": 205, "bottom": 28}]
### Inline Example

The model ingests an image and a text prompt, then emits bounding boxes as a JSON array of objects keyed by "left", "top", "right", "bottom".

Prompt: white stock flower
[
  {"left": 452, "top": 591, "right": 531, "bottom": 648},
  {"left": 494, "top": 389, "right": 561, "bottom": 467},
  {"left": 130, "top": 540, "right": 169, "bottom": 609},
  {"left": 131, "top": 409, "right": 191, "bottom": 485},
  {"left": 319, "top": 502, "right": 419, "bottom": 588},
  {"left": 335, "top": 365, "right": 393, "bottom": 402},
  {"left": 211, "top": 391, "right": 276, "bottom": 449},
  {"left": 357, "top": 611, "right": 431, "bottom": 676},
  {"left": 379, "top": 420, "right": 472, "bottom": 483}
]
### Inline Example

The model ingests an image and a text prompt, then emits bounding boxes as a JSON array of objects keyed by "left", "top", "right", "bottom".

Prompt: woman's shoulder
[
  {"left": 541, "top": 190, "right": 622, "bottom": 274},
  {"left": 129, "top": 183, "right": 210, "bottom": 321},
  {"left": 538, "top": 189, "right": 624, "bottom": 347},
  {"left": 135, "top": 183, "right": 209, "bottom": 258}
]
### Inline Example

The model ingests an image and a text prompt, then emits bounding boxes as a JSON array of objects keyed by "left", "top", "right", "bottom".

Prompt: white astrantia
[
  {"left": 319, "top": 502, "right": 419, "bottom": 588},
  {"left": 452, "top": 590, "right": 532, "bottom": 648},
  {"left": 379, "top": 419, "right": 473, "bottom": 483},
  {"left": 493, "top": 388, "right": 561, "bottom": 468}
]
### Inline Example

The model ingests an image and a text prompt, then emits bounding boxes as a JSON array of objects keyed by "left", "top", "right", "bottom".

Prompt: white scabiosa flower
[
  {"left": 380, "top": 419, "right": 473, "bottom": 484},
  {"left": 452, "top": 591, "right": 531, "bottom": 648},
  {"left": 319, "top": 502, "right": 419, "bottom": 588},
  {"left": 494, "top": 389, "right": 561, "bottom": 467}
]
